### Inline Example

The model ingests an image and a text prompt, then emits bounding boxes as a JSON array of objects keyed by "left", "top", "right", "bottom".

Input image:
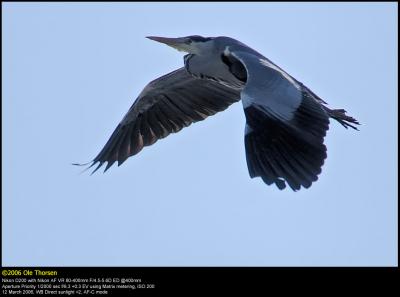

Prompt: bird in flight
[{"left": 76, "top": 35, "right": 359, "bottom": 191}]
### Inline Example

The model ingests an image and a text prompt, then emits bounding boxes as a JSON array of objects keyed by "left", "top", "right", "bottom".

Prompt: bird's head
[{"left": 146, "top": 35, "right": 214, "bottom": 55}]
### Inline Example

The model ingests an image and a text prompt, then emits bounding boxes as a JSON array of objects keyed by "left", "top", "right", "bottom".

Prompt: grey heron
[{"left": 77, "top": 35, "right": 359, "bottom": 191}]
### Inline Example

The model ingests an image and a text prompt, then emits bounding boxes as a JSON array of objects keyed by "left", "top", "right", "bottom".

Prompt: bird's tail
[{"left": 324, "top": 107, "right": 360, "bottom": 130}]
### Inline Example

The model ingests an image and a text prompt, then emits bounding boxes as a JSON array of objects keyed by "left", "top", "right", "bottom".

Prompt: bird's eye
[{"left": 185, "top": 39, "right": 192, "bottom": 45}]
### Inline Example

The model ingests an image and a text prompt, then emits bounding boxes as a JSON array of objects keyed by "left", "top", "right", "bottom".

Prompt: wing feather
[
  {"left": 228, "top": 49, "right": 330, "bottom": 190},
  {"left": 84, "top": 67, "right": 241, "bottom": 173}
]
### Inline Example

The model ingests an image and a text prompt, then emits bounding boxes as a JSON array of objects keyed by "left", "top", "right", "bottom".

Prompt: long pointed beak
[{"left": 146, "top": 36, "right": 188, "bottom": 51}]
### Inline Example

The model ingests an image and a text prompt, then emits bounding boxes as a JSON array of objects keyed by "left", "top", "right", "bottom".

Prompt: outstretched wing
[
  {"left": 228, "top": 49, "right": 330, "bottom": 191},
  {"left": 84, "top": 67, "right": 241, "bottom": 173}
]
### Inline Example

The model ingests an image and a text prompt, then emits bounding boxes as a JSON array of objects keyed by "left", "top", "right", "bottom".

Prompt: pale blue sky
[{"left": 2, "top": 3, "right": 397, "bottom": 266}]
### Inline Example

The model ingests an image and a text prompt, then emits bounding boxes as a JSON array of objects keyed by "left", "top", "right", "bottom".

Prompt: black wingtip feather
[
  {"left": 90, "top": 162, "right": 104, "bottom": 175},
  {"left": 324, "top": 107, "right": 360, "bottom": 130},
  {"left": 244, "top": 91, "right": 330, "bottom": 191}
]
